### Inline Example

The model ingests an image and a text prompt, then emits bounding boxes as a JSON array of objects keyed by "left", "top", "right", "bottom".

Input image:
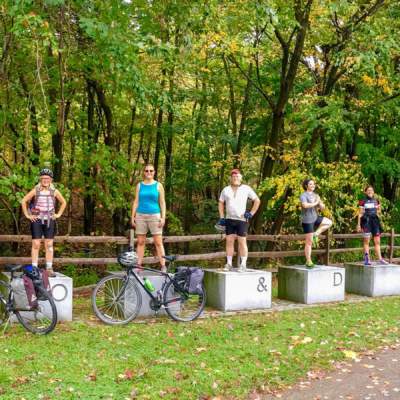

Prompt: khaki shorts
[{"left": 135, "top": 213, "right": 163, "bottom": 235}]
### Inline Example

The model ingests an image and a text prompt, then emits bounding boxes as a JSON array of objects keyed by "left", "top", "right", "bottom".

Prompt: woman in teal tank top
[{"left": 131, "top": 164, "right": 167, "bottom": 271}]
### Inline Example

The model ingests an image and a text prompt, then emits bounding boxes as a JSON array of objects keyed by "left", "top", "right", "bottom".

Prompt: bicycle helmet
[
  {"left": 23, "top": 265, "right": 41, "bottom": 281},
  {"left": 118, "top": 251, "right": 138, "bottom": 267},
  {"left": 40, "top": 168, "right": 54, "bottom": 178},
  {"left": 214, "top": 222, "right": 226, "bottom": 233}
]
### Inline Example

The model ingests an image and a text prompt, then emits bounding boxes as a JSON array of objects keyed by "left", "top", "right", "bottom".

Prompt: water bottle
[{"left": 143, "top": 277, "right": 155, "bottom": 292}]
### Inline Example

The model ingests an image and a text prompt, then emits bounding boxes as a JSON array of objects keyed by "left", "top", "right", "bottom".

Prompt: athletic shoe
[
  {"left": 223, "top": 264, "right": 233, "bottom": 271},
  {"left": 237, "top": 265, "right": 247, "bottom": 273},
  {"left": 305, "top": 261, "right": 315, "bottom": 269},
  {"left": 46, "top": 268, "right": 56, "bottom": 277},
  {"left": 312, "top": 234, "right": 319, "bottom": 248},
  {"left": 378, "top": 259, "right": 389, "bottom": 265},
  {"left": 363, "top": 253, "right": 372, "bottom": 266}
]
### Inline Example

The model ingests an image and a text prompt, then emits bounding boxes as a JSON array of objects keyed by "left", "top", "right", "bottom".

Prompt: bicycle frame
[{"left": 118, "top": 265, "right": 184, "bottom": 309}]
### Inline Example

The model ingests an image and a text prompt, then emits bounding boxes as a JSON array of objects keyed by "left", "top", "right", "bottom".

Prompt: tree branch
[{"left": 227, "top": 54, "right": 276, "bottom": 110}]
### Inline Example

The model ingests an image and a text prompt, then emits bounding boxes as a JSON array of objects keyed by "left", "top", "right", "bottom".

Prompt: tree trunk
[
  {"left": 83, "top": 80, "right": 97, "bottom": 235},
  {"left": 19, "top": 74, "right": 40, "bottom": 165}
]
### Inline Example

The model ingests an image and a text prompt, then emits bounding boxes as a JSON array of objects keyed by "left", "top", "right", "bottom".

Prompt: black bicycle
[
  {"left": 92, "top": 255, "right": 206, "bottom": 324},
  {"left": 0, "top": 265, "right": 57, "bottom": 335}
]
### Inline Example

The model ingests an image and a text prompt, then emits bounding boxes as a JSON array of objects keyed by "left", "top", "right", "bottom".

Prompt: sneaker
[
  {"left": 46, "top": 268, "right": 56, "bottom": 277},
  {"left": 160, "top": 266, "right": 167, "bottom": 273},
  {"left": 223, "top": 264, "right": 233, "bottom": 271},
  {"left": 363, "top": 253, "right": 371, "bottom": 266},
  {"left": 378, "top": 259, "right": 389, "bottom": 265},
  {"left": 305, "top": 261, "right": 315, "bottom": 269},
  {"left": 237, "top": 265, "right": 247, "bottom": 273},
  {"left": 312, "top": 234, "right": 319, "bottom": 248}
]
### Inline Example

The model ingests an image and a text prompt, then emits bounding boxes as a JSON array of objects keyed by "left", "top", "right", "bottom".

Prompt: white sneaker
[
  {"left": 223, "top": 264, "right": 233, "bottom": 271},
  {"left": 237, "top": 265, "right": 247, "bottom": 273}
]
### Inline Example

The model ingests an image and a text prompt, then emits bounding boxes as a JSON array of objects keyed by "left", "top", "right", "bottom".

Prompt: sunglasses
[{"left": 145, "top": 170, "right": 154, "bottom": 173}]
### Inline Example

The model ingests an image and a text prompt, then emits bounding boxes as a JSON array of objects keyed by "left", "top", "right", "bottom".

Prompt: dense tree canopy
[{"left": 1, "top": 0, "right": 399, "bottom": 237}]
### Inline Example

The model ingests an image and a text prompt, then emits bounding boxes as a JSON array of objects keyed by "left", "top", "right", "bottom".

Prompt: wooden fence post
[
  {"left": 129, "top": 229, "right": 135, "bottom": 250},
  {"left": 389, "top": 228, "right": 395, "bottom": 263},
  {"left": 324, "top": 232, "right": 330, "bottom": 265}
]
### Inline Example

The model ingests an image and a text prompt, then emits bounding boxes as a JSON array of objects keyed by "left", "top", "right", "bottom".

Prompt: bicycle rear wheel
[
  {"left": 15, "top": 286, "right": 58, "bottom": 335},
  {"left": 163, "top": 279, "right": 206, "bottom": 322},
  {"left": 92, "top": 275, "right": 142, "bottom": 325}
]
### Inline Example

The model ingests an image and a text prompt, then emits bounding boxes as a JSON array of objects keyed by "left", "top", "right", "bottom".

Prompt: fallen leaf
[
  {"left": 125, "top": 369, "right": 135, "bottom": 380},
  {"left": 342, "top": 350, "right": 358, "bottom": 360},
  {"left": 129, "top": 388, "right": 138, "bottom": 399},
  {"left": 86, "top": 371, "right": 97, "bottom": 382},
  {"left": 195, "top": 347, "right": 207, "bottom": 354}
]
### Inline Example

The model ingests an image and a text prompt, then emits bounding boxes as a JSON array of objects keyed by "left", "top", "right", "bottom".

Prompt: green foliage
[
  {"left": 0, "top": 0, "right": 399, "bottom": 236},
  {"left": 60, "top": 264, "right": 99, "bottom": 287}
]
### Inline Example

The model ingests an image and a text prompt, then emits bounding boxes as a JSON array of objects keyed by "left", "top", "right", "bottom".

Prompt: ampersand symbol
[{"left": 257, "top": 277, "right": 268, "bottom": 292}]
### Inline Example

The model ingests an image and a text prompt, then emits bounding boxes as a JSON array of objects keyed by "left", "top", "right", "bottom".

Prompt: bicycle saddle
[
  {"left": 163, "top": 255, "right": 177, "bottom": 262},
  {"left": 5, "top": 265, "right": 23, "bottom": 272}
]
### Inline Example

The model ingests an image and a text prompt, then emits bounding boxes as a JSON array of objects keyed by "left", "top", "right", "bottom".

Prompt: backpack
[
  {"left": 29, "top": 184, "right": 56, "bottom": 215},
  {"left": 174, "top": 267, "right": 204, "bottom": 295}
]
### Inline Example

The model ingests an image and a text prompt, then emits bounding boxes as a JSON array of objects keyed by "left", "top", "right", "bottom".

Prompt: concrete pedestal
[
  {"left": 203, "top": 268, "right": 272, "bottom": 312},
  {"left": 345, "top": 262, "right": 400, "bottom": 297},
  {"left": 0, "top": 271, "right": 73, "bottom": 322},
  {"left": 108, "top": 271, "right": 172, "bottom": 317},
  {"left": 278, "top": 265, "right": 345, "bottom": 304},
  {"left": 49, "top": 273, "right": 73, "bottom": 321}
]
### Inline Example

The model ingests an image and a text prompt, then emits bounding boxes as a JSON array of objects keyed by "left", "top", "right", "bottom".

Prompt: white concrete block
[
  {"left": 49, "top": 273, "right": 73, "bottom": 321},
  {"left": 278, "top": 265, "right": 345, "bottom": 304},
  {"left": 345, "top": 262, "right": 400, "bottom": 297},
  {"left": 203, "top": 268, "right": 272, "bottom": 312}
]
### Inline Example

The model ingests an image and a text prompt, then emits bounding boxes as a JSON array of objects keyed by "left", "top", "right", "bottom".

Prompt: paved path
[{"left": 261, "top": 343, "right": 400, "bottom": 400}]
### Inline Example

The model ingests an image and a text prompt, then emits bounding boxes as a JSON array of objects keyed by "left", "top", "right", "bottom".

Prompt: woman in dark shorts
[
  {"left": 357, "top": 185, "right": 388, "bottom": 266},
  {"left": 300, "top": 179, "right": 333, "bottom": 268},
  {"left": 21, "top": 169, "right": 66, "bottom": 276}
]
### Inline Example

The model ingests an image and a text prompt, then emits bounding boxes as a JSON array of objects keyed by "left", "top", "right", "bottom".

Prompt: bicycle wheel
[
  {"left": 15, "top": 286, "right": 58, "bottom": 335},
  {"left": 163, "top": 279, "right": 206, "bottom": 322},
  {"left": 92, "top": 275, "right": 142, "bottom": 325}
]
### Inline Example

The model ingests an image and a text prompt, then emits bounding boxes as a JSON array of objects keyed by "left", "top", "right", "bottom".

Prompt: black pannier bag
[{"left": 174, "top": 267, "right": 204, "bottom": 295}]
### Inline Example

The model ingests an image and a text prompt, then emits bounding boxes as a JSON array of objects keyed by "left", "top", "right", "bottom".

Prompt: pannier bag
[
  {"left": 23, "top": 265, "right": 51, "bottom": 301},
  {"left": 11, "top": 277, "right": 37, "bottom": 310},
  {"left": 175, "top": 267, "right": 204, "bottom": 295}
]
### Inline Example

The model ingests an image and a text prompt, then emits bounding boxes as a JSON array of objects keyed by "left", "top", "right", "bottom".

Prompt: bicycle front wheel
[
  {"left": 163, "top": 280, "right": 206, "bottom": 322},
  {"left": 15, "top": 286, "right": 58, "bottom": 335},
  {"left": 92, "top": 275, "right": 142, "bottom": 325}
]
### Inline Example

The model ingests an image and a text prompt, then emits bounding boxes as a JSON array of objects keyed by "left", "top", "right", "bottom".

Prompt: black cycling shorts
[
  {"left": 302, "top": 216, "right": 323, "bottom": 234},
  {"left": 361, "top": 215, "right": 382, "bottom": 238},
  {"left": 31, "top": 220, "right": 56, "bottom": 239},
  {"left": 225, "top": 219, "right": 248, "bottom": 237}
]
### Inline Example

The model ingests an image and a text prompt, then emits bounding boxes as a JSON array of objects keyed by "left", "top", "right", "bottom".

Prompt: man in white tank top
[{"left": 218, "top": 169, "right": 260, "bottom": 271}]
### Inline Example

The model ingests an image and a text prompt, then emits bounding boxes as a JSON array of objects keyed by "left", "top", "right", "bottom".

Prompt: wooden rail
[{"left": 0, "top": 229, "right": 398, "bottom": 265}]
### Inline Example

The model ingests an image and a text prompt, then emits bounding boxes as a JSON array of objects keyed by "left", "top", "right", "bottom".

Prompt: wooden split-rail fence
[{"left": 0, "top": 229, "right": 399, "bottom": 267}]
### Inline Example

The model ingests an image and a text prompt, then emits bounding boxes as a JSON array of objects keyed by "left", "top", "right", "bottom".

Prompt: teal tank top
[{"left": 137, "top": 182, "right": 160, "bottom": 214}]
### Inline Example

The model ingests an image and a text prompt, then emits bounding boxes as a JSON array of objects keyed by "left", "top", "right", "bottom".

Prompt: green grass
[{"left": 1, "top": 297, "right": 400, "bottom": 399}]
